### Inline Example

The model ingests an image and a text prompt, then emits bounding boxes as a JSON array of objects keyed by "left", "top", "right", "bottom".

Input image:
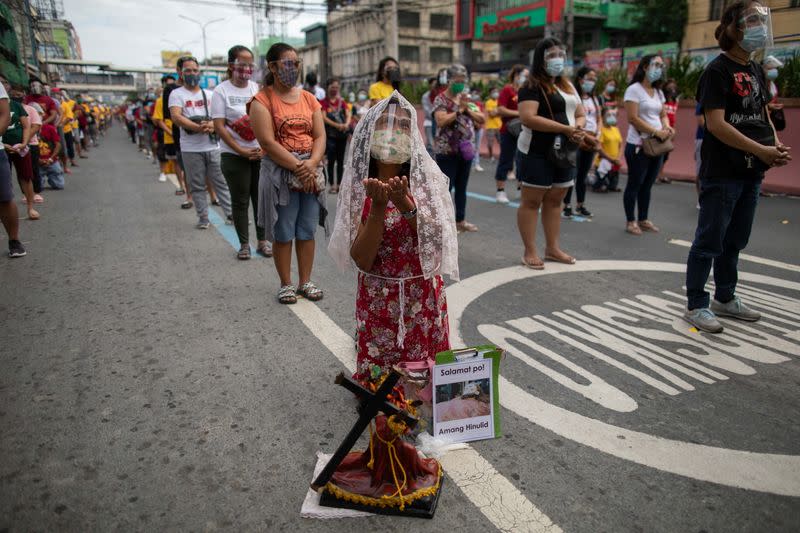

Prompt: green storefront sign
[{"left": 474, "top": 8, "right": 547, "bottom": 40}]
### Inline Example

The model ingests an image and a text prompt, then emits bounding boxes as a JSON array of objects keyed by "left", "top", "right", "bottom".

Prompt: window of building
[
  {"left": 398, "top": 10, "right": 420, "bottom": 28},
  {"left": 399, "top": 45, "right": 420, "bottom": 62},
  {"left": 472, "top": 49, "right": 484, "bottom": 64},
  {"left": 458, "top": 0, "right": 472, "bottom": 36},
  {"left": 709, "top": 0, "right": 731, "bottom": 21},
  {"left": 430, "top": 46, "right": 453, "bottom": 64},
  {"left": 430, "top": 13, "right": 453, "bottom": 31}
]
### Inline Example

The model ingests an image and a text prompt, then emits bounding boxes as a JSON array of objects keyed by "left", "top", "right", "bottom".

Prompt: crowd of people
[
  {"left": 7, "top": 1, "right": 788, "bottom": 379},
  {"left": 0, "top": 74, "right": 111, "bottom": 257}
]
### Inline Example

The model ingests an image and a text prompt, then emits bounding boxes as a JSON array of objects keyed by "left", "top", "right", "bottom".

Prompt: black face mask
[{"left": 386, "top": 67, "right": 401, "bottom": 89}]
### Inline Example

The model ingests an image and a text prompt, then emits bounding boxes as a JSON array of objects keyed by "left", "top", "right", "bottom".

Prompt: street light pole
[
  {"left": 161, "top": 39, "right": 198, "bottom": 53},
  {"left": 178, "top": 15, "right": 225, "bottom": 65}
]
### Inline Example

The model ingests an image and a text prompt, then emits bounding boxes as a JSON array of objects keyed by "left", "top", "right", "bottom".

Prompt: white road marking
[
  {"left": 668, "top": 239, "right": 800, "bottom": 272},
  {"left": 289, "top": 300, "right": 561, "bottom": 532},
  {"left": 447, "top": 260, "right": 800, "bottom": 497}
]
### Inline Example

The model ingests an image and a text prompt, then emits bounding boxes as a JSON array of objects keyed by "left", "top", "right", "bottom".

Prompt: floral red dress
[{"left": 355, "top": 197, "right": 450, "bottom": 380}]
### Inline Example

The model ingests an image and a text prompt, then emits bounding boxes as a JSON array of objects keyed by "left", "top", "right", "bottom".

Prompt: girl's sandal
[
  {"left": 298, "top": 282, "right": 324, "bottom": 302},
  {"left": 278, "top": 285, "right": 297, "bottom": 305},
  {"left": 626, "top": 222, "right": 642, "bottom": 236}
]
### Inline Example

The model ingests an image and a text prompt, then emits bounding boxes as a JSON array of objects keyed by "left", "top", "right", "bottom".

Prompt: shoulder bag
[
  {"left": 541, "top": 89, "right": 578, "bottom": 169},
  {"left": 641, "top": 135, "right": 674, "bottom": 157}
]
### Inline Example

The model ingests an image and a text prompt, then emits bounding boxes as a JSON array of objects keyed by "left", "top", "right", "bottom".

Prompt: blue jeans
[
  {"left": 274, "top": 190, "right": 319, "bottom": 243},
  {"left": 685, "top": 179, "right": 760, "bottom": 310},
  {"left": 494, "top": 131, "right": 516, "bottom": 182},
  {"left": 436, "top": 153, "right": 471, "bottom": 223},
  {"left": 40, "top": 161, "right": 65, "bottom": 189},
  {"left": 623, "top": 143, "right": 663, "bottom": 222}
]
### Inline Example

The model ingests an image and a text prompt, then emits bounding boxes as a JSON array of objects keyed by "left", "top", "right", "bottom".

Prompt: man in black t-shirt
[{"left": 684, "top": 1, "right": 791, "bottom": 334}]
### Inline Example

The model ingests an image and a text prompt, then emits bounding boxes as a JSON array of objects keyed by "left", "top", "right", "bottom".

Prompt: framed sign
[{"left": 433, "top": 345, "right": 502, "bottom": 443}]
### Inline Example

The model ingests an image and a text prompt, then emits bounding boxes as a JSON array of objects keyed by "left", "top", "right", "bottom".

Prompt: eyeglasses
[{"left": 269, "top": 59, "right": 301, "bottom": 69}]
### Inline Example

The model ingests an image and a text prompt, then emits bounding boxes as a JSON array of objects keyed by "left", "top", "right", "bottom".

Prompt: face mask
[
  {"left": 606, "top": 84, "right": 616, "bottom": 94},
  {"left": 329, "top": 88, "right": 339, "bottom": 98},
  {"left": 10, "top": 95, "right": 23, "bottom": 103},
  {"left": 183, "top": 74, "right": 200, "bottom": 88},
  {"left": 766, "top": 68, "right": 779, "bottom": 80},
  {"left": 647, "top": 66, "right": 662, "bottom": 83},
  {"left": 517, "top": 74, "right": 528, "bottom": 86},
  {"left": 545, "top": 58, "right": 565, "bottom": 77},
  {"left": 277, "top": 65, "right": 298, "bottom": 87},
  {"left": 451, "top": 82, "right": 465, "bottom": 94},
  {"left": 30, "top": 82, "right": 43, "bottom": 95},
  {"left": 146, "top": 92, "right": 156, "bottom": 99},
  {"left": 605, "top": 116, "right": 617, "bottom": 126},
  {"left": 581, "top": 80, "right": 596, "bottom": 94},
  {"left": 370, "top": 128, "right": 411, "bottom": 164},
  {"left": 741, "top": 24, "right": 768, "bottom": 52},
  {"left": 348, "top": 92, "right": 356, "bottom": 103},
  {"left": 358, "top": 93, "right": 368, "bottom": 102},
  {"left": 490, "top": 92, "right": 499, "bottom": 99},
  {"left": 232, "top": 65, "right": 253, "bottom": 81}
]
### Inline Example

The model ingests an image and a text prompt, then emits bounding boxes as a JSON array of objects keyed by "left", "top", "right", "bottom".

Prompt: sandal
[
  {"left": 181, "top": 201, "right": 193, "bottom": 210},
  {"left": 28, "top": 209, "right": 41, "bottom": 220},
  {"left": 175, "top": 189, "right": 185, "bottom": 195},
  {"left": 237, "top": 244, "right": 251, "bottom": 260},
  {"left": 544, "top": 250, "right": 576, "bottom": 264},
  {"left": 278, "top": 285, "right": 297, "bottom": 304},
  {"left": 298, "top": 281, "right": 324, "bottom": 302},
  {"left": 521, "top": 257, "right": 544, "bottom": 270},
  {"left": 456, "top": 221, "right": 479, "bottom": 233},
  {"left": 256, "top": 241, "right": 273, "bottom": 257},
  {"left": 626, "top": 222, "right": 642, "bottom": 235},
  {"left": 639, "top": 220, "right": 660, "bottom": 233}
]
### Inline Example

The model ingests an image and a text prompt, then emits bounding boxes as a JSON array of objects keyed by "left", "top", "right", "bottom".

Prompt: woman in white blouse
[{"left": 623, "top": 54, "right": 674, "bottom": 235}]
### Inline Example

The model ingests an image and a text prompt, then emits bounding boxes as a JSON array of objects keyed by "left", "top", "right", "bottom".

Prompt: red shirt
[
  {"left": 497, "top": 84, "right": 518, "bottom": 134},
  {"left": 24, "top": 94, "right": 59, "bottom": 123},
  {"left": 38, "top": 124, "right": 60, "bottom": 163},
  {"left": 664, "top": 101, "right": 678, "bottom": 128}
]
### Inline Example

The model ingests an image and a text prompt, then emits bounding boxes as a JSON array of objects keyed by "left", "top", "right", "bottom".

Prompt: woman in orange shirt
[{"left": 250, "top": 43, "right": 328, "bottom": 304}]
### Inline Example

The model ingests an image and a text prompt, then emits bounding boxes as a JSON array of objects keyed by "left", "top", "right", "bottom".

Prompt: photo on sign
[{"left": 434, "top": 379, "right": 491, "bottom": 423}]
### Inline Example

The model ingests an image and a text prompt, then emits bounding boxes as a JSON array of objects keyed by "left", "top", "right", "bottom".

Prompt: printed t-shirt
[
  {"left": 497, "top": 84, "right": 518, "bottom": 134},
  {"left": 251, "top": 87, "right": 321, "bottom": 154},
  {"left": 151, "top": 96, "right": 173, "bottom": 144},
  {"left": 168, "top": 86, "right": 219, "bottom": 153},
  {"left": 210, "top": 80, "right": 259, "bottom": 154},
  {"left": 623, "top": 82, "right": 665, "bottom": 145},
  {"left": 368, "top": 81, "right": 394, "bottom": 101},
  {"left": 4, "top": 100, "right": 28, "bottom": 146},
  {"left": 484, "top": 98, "right": 501, "bottom": 130},
  {"left": 697, "top": 54, "right": 770, "bottom": 181},
  {"left": 432, "top": 92, "right": 475, "bottom": 156},
  {"left": 38, "top": 124, "right": 60, "bottom": 164}
]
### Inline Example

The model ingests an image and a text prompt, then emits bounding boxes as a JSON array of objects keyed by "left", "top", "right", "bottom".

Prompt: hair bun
[{"left": 714, "top": 23, "right": 724, "bottom": 40}]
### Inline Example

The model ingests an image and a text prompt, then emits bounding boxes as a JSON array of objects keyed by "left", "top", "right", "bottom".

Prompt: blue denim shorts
[{"left": 273, "top": 190, "right": 319, "bottom": 242}]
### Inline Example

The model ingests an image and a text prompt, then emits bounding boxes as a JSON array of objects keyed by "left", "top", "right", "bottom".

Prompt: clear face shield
[
  {"left": 738, "top": 5, "right": 773, "bottom": 52},
  {"left": 370, "top": 102, "right": 413, "bottom": 165}
]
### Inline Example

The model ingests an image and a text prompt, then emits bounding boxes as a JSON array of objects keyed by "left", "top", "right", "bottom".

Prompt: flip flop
[
  {"left": 544, "top": 253, "right": 576, "bottom": 265},
  {"left": 521, "top": 257, "right": 544, "bottom": 270}
]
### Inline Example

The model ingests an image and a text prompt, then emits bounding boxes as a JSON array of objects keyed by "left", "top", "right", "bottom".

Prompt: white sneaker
[
  {"left": 158, "top": 173, "right": 167, "bottom": 182},
  {"left": 475, "top": 164, "right": 484, "bottom": 172},
  {"left": 496, "top": 190, "right": 510, "bottom": 204}
]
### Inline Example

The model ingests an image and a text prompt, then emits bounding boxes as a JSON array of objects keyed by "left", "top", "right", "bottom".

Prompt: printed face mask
[
  {"left": 370, "top": 128, "right": 411, "bottom": 164},
  {"left": 277, "top": 65, "right": 298, "bottom": 87},
  {"left": 183, "top": 74, "right": 200, "bottom": 87},
  {"left": 232, "top": 64, "right": 253, "bottom": 81},
  {"left": 545, "top": 58, "right": 565, "bottom": 77}
]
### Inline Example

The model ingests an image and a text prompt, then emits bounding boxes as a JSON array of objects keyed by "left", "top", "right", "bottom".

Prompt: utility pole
[
  {"left": 179, "top": 15, "right": 225, "bottom": 64},
  {"left": 389, "top": 0, "right": 399, "bottom": 59},
  {"left": 565, "top": 0, "right": 574, "bottom": 60}
]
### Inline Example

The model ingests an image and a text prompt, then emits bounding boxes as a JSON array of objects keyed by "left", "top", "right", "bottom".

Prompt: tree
[{"left": 632, "top": 0, "right": 688, "bottom": 46}]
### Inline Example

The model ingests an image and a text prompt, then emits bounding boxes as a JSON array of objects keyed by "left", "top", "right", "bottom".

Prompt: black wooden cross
[{"left": 311, "top": 370, "right": 418, "bottom": 491}]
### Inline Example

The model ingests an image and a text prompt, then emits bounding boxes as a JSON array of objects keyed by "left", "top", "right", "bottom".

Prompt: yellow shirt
[
  {"left": 485, "top": 98, "right": 502, "bottom": 130},
  {"left": 368, "top": 81, "right": 394, "bottom": 101},
  {"left": 598, "top": 125, "right": 622, "bottom": 161},
  {"left": 151, "top": 96, "right": 174, "bottom": 144},
  {"left": 60, "top": 100, "right": 75, "bottom": 132}
]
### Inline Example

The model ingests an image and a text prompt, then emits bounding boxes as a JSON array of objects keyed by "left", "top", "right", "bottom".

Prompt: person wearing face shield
[
  {"left": 622, "top": 54, "right": 673, "bottom": 236},
  {"left": 369, "top": 57, "right": 401, "bottom": 105},
  {"left": 433, "top": 63, "right": 485, "bottom": 233},
  {"left": 168, "top": 56, "right": 233, "bottom": 231},
  {"left": 762, "top": 55, "right": 785, "bottom": 131},
  {"left": 24, "top": 78, "right": 59, "bottom": 127},
  {"left": 683, "top": 1, "right": 791, "bottom": 334},
  {"left": 211, "top": 45, "right": 270, "bottom": 260},
  {"left": 328, "top": 94, "right": 458, "bottom": 379},
  {"left": 249, "top": 42, "right": 328, "bottom": 305}
]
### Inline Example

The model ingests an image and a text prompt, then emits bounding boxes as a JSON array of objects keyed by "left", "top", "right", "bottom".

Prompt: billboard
[
  {"left": 584, "top": 48, "right": 623, "bottom": 71},
  {"left": 622, "top": 42, "right": 679, "bottom": 76},
  {"left": 161, "top": 50, "right": 193, "bottom": 69}
]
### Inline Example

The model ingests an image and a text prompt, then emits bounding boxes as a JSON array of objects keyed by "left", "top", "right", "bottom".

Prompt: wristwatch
[{"left": 400, "top": 207, "right": 417, "bottom": 220}]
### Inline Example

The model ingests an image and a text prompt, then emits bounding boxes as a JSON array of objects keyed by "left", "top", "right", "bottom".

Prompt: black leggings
[
  {"left": 326, "top": 137, "right": 347, "bottom": 186},
  {"left": 564, "top": 148, "right": 594, "bottom": 205}
]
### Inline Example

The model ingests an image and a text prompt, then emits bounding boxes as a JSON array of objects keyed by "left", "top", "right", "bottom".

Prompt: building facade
[
  {"left": 327, "top": 0, "right": 459, "bottom": 90},
  {"left": 456, "top": 0, "right": 644, "bottom": 72},
  {"left": 298, "top": 23, "right": 328, "bottom": 86},
  {"left": 683, "top": 0, "right": 800, "bottom": 64}
]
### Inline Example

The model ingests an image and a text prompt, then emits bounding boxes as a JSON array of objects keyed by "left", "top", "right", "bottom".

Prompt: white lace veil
[{"left": 328, "top": 91, "right": 459, "bottom": 281}]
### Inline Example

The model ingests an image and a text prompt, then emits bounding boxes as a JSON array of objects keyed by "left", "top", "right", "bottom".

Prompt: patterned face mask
[
  {"left": 232, "top": 64, "right": 253, "bottom": 81},
  {"left": 370, "top": 128, "right": 411, "bottom": 164},
  {"left": 277, "top": 65, "right": 298, "bottom": 87}
]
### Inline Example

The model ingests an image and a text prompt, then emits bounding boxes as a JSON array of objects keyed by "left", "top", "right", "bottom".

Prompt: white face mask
[{"left": 370, "top": 128, "right": 412, "bottom": 164}]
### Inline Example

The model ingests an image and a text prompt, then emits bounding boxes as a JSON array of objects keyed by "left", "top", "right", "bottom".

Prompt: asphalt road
[{"left": 1, "top": 128, "right": 799, "bottom": 532}]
